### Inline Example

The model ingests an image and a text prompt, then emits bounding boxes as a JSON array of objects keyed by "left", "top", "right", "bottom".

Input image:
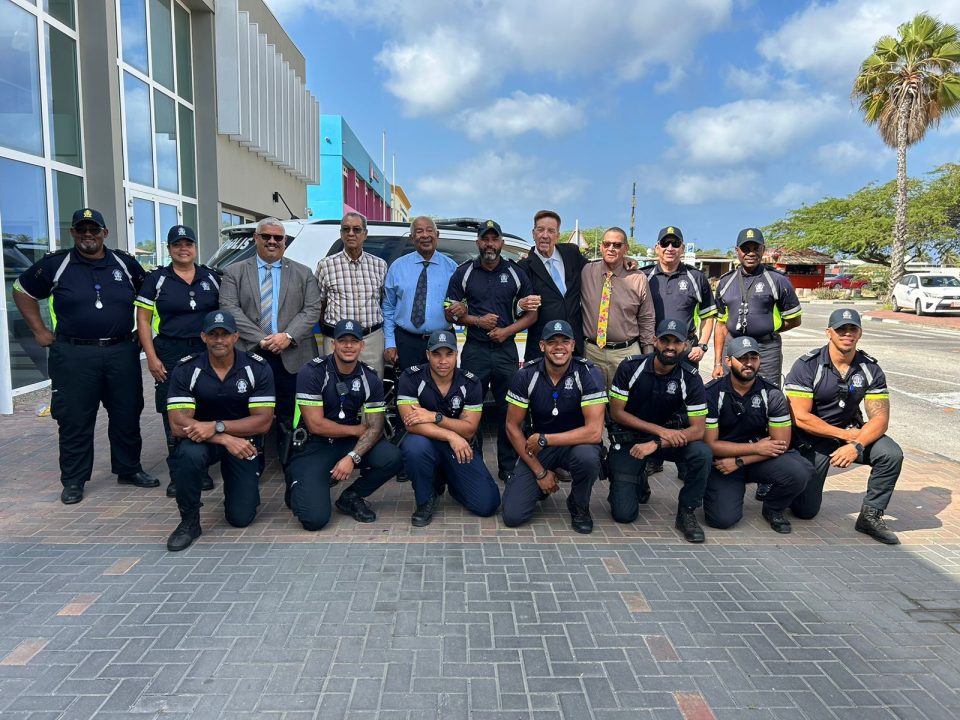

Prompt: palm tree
[{"left": 852, "top": 13, "right": 960, "bottom": 297}]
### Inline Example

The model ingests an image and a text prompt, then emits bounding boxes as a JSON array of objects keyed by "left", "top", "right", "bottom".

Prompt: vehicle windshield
[{"left": 920, "top": 276, "right": 960, "bottom": 288}]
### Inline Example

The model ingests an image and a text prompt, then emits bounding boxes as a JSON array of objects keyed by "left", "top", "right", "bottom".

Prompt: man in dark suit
[
  {"left": 517, "top": 210, "right": 590, "bottom": 362},
  {"left": 218, "top": 218, "right": 323, "bottom": 452}
]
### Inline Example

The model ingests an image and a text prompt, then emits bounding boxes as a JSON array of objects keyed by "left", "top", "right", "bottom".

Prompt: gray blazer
[{"left": 219, "top": 256, "right": 322, "bottom": 374}]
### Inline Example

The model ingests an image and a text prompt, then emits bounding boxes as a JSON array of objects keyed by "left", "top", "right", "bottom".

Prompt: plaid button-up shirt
[{"left": 315, "top": 250, "right": 387, "bottom": 329}]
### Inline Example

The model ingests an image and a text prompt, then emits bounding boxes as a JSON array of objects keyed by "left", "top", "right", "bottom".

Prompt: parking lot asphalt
[{"left": 2, "top": 342, "right": 960, "bottom": 719}]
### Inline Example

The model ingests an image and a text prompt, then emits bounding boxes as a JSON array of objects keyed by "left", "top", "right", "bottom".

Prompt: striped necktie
[{"left": 260, "top": 264, "right": 275, "bottom": 333}]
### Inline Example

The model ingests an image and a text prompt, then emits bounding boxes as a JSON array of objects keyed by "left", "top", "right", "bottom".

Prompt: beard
[
  {"left": 730, "top": 364, "right": 756, "bottom": 382},
  {"left": 481, "top": 248, "right": 500, "bottom": 262},
  {"left": 655, "top": 349, "right": 679, "bottom": 366}
]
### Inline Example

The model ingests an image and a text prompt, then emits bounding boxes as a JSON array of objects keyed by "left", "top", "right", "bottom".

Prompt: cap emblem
[
  {"left": 668, "top": 320, "right": 677, "bottom": 330},
  {"left": 83, "top": 210, "right": 92, "bottom": 218},
  {"left": 746, "top": 229, "right": 755, "bottom": 238},
  {"left": 346, "top": 321, "right": 354, "bottom": 330},
  {"left": 215, "top": 313, "right": 224, "bottom": 323},
  {"left": 178, "top": 227, "right": 186, "bottom": 236},
  {"left": 553, "top": 322, "right": 562, "bottom": 331},
  {"left": 742, "top": 338, "right": 750, "bottom": 347},
  {"left": 438, "top": 333, "right": 447, "bottom": 342},
  {"left": 667, "top": 227, "right": 674, "bottom": 234},
  {"left": 486, "top": 220, "right": 494, "bottom": 228},
  {"left": 842, "top": 310, "right": 852, "bottom": 319}
]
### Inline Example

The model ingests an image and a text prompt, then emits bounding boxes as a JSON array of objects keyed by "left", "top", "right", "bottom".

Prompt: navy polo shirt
[
  {"left": 446, "top": 257, "right": 534, "bottom": 342},
  {"left": 784, "top": 345, "right": 889, "bottom": 428},
  {"left": 704, "top": 374, "right": 792, "bottom": 443},
  {"left": 506, "top": 357, "right": 608, "bottom": 433},
  {"left": 14, "top": 248, "right": 145, "bottom": 339},
  {"left": 135, "top": 264, "right": 220, "bottom": 338},
  {"left": 396, "top": 365, "right": 483, "bottom": 418},
  {"left": 294, "top": 354, "right": 386, "bottom": 428},
  {"left": 641, "top": 263, "right": 717, "bottom": 336},
  {"left": 715, "top": 265, "right": 801, "bottom": 337},
  {"left": 166, "top": 349, "right": 275, "bottom": 421},
  {"left": 610, "top": 353, "right": 708, "bottom": 440}
]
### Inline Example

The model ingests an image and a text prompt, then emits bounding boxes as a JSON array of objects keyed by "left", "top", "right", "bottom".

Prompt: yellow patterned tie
[{"left": 596, "top": 271, "right": 612, "bottom": 348}]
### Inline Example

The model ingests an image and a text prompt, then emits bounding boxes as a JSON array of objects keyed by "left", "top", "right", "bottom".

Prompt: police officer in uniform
[
  {"left": 608, "top": 318, "right": 712, "bottom": 542},
  {"left": 784, "top": 309, "right": 903, "bottom": 544},
  {"left": 445, "top": 219, "right": 537, "bottom": 483},
  {"left": 397, "top": 330, "right": 501, "bottom": 526},
  {"left": 136, "top": 225, "right": 220, "bottom": 496},
  {"left": 286, "top": 319, "right": 401, "bottom": 531},
  {"left": 703, "top": 336, "right": 813, "bottom": 533},
  {"left": 502, "top": 320, "right": 607, "bottom": 533},
  {"left": 13, "top": 207, "right": 159, "bottom": 504},
  {"left": 713, "top": 228, "right": 802, "bottom": 385},
  {"left": 164, "top": 311, "right": 275, "bottom": 551}
]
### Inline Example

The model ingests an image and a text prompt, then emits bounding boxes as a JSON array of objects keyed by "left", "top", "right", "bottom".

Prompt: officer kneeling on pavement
[
  {"left": 286, "top": 319, "right": 401, "bottom": 530},
  {"left": 502, "top": 320, "right": 607, "bottom": 534},
  {"left": 702, "top": 336, "right": 813, "bottom": 534},
  {"left": 165, "top": 311, "right": 275, "bottom": 551},
  {"left": 397, "top": 330, "right": 501, "bottom": 527},
  {"left": 784, "top": 308, "right": 903, "bottom": 544},
  {"left": 608, "top": 318, "right": 712, "bottom": 542}
]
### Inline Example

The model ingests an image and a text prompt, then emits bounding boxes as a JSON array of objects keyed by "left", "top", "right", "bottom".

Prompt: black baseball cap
[
  {"left": 477, "top": 219, "right": 502, "bottom": 238},
  {"left": 657, "top": 226, "right": 684, "bottom": 243},
  {"left": 202, "top": 310, "right": 238, "bottom": 333},
  {"left": 828, "top": 308, "right": 862, "bottom": 329},
  {"left": 167, "top": 225, "right": 197, "bottom": 244},
  {"left": 333, "top": 319, "right": 364, "bottom": 339},
  {"left": 71, "top": 208, "right": 106, "bottom": 229},
  {"left": 736, "top": 227, "right": 764, "bottom": 247},
  {"left": 728, "top": 336, "right": 760, "bottom": 358},
  {"left": 542, "top": 319, "right": 575, "bottom": 341},
  {"left": 655, "top": 318, "right": 689, "bottom": 340},
  {"left": 427, "top": 330, "right": 457, "bottom": 351}
]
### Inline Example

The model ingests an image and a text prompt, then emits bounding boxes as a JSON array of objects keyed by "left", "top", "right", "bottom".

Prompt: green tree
[{"left": 852, "top": 12, "right": 960, "bottom": 297}]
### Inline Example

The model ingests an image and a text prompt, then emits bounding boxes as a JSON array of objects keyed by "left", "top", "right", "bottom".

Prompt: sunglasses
[
  {"left": 74, "top": 225, "right": 103, "bottom": 235},
  {"left": 341, "top": 225, "right": 365, "bottom": 235},
  {"left": 601, "top": 241, "right": 624, "bottom": 249},
  {"left": 659, "top": 238, "right": 683, "bottom": 248},
  {"left": 257, "top": 233, "right": 285, "bottom": 242}
]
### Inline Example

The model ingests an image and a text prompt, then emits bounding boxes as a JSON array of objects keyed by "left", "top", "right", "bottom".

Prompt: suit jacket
[
  {"left": 218, "top": 256, "right": 322, "bottom": 374},
  {"left": 518, "top": 243, "right": 589, "bottom": 361}
]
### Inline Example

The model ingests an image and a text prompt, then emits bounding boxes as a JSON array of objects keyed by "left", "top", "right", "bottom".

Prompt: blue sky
[{"left": 265, "top": 0, "right": 960, "bottom": 251}]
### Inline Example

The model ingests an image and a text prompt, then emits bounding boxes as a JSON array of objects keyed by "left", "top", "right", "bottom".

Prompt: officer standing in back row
[{"left": 13, "top": 208, "right": 159, "bottom": 504}]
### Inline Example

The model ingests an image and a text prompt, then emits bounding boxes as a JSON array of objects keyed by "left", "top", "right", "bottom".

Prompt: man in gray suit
[{"left": 219, "top": 218, "right": 323, "bottom": 456}]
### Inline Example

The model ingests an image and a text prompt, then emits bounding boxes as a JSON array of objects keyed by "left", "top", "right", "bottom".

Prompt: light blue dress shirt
[
  {"left": 383, "top": 250, "right": 458, "bottom": 347},
  {"left": 256, "top": 257, "right": 281, "bottom": 334}
]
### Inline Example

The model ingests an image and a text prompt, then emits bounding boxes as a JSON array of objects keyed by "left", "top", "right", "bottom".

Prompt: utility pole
[{"left": 629, "top": 181, "right": 636, "bottom": 240}]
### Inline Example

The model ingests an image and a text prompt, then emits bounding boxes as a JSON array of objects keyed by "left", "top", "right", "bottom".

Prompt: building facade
[
  {"left": 0, "top": 0, "right": 318, "bottom": 405},
  {"left": 391, "top": 184, "right": 411, "bottom": 224},
  {"left": 307, "top": 115, "right": 390, "bottom": 222}
]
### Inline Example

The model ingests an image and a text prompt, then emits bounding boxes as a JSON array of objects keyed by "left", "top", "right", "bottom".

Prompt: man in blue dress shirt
[{"left": 383, "top": 216, "right": 458, "bottom": 372}]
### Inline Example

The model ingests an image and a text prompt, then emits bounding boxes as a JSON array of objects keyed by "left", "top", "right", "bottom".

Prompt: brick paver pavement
[{"left": 1, "top": 368, "right": 960, "bottom": 718}]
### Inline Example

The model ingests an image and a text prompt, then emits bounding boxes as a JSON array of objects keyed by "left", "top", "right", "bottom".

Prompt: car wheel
[
  {"left": 916, "top": 299, "right": 925, "bottom": 316},
  {"left": 891, "top": 294, "right": 900, "bottom": 312}
]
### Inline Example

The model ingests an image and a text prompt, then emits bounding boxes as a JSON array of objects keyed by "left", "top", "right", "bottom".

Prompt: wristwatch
[
  {"left": 653, "top": 437, "right": 662, "bottom": 450},
  {"left": 214, "top": 421, "right": 226, "bottom": 434},
  {"left": 734, "top": 456, "right": 745, "bottom": 468},
  {"left": 434, "top": 412, "right": 444, "bottom": 425},
  {"left": 850, "top": 441, "right": 864, "bottom": 455},
  {"left": 284, "top": 332, "right": 297, "bottom": 347},
  {"left": 698, "top": 343, "right": 708, "bottom": 352},
  {"left": 348, "top": 451, "right": 362, "bottom": 465},
  {"left": 538, "top": 433, "right": 548, "bottom": 448}
]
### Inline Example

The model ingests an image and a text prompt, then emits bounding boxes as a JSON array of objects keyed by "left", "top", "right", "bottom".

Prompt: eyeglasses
[
  {"left": 601, "top": 241, "right": 624, "bottom": 249},
  {"left": 73, "top": 225, "right": 103, "bottom": 236},
  {"left": 659, "top": 238, "right": 683, "bottom": 248},
  {"left": 257, "top": 233, "right": 285, "bottom": 242},
  {"left": 341, "top": 225, "right": 365, "bottom": 235}
]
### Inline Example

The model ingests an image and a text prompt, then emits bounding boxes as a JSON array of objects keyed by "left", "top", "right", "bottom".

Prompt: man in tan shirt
[{"left": 581, "top": 227, "right": 656, "bottom": 387}]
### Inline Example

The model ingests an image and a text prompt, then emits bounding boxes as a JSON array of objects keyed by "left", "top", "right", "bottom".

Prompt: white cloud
[
  {"left": 458, "top": 92, "right": 585, "bottom": 141},
  {"left": 941, "top": 117, "right": 960, "bottom": 136},
  {"left": 643, "top": 168, "right": 761, "bottom": 205},
  {"left": 772, "top": 182, "right": 820, "bottom": 207},
  {"left": 269, "top": 0, "right": 733, "bottom": 115},
  {"left": 666, "top": 96, "right": 843, "bottom": 166},
  {"left": 758, "top": 0, "right": 960, "bottom": 87},
  {"left": 723, "top": 65, "right": 773, "bottom": 96},
  {"left": 815, "top": 140, "right": 889, "bottom": 174},
  {"left": 413, "top": 152, "right": 587, "bottom": 212}
]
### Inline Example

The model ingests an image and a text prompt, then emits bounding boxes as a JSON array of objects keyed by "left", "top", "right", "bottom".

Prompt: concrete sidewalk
[{"left": 2, "top": 370, "right": 960, "bottom": 719}]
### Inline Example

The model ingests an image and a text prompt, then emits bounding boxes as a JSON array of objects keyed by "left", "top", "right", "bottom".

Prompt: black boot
[
  {"left": 167, "top": 507, "right": 202, "bottom": 552},
  {"left": 675, "top": 506, "right": 705, "bottom": 543},
  {"left": 201, "top": 474, "right": 214, "bottom": 491},
  {"left": 165, "top": 481, "right": 177, "bottom": 498},
  {"left": 566, "top": 494, "right": 593, "bottom": 534},
  {"left": 854, "top": 504, "right": 899, "bottom": 545},
  {"left": 411, "top": 496, "right": 436, "bottom": 527}
]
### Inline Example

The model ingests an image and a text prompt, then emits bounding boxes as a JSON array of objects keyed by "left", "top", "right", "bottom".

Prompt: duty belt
[
  {"left": 55, "top": 333, "right": 133, "bottom": 347},
  {"left": 586, "top": 337, "right": 638, "bottom": 350}
]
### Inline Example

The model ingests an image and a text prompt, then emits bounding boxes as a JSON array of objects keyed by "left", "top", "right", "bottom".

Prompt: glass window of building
[
  {"left": 173, "top": 2, "right": 191, "bottom": 102},
  {"left": 44, "top": 0, "right": 73, "bottom": 28},
  {"left": 119, "top": 0, "right": 148, "bottom": 74},
  {"left": 45, "top": 23, "right": 81, "bottom": 167},
  {"left": 0, "top": 1, "right": 43, "bottom": 157},
  {"left": 178, "top": 104, "right": 195, "bottom": 197},
  {"left": 1, "top": 156, "right": 51, "bottom": 387},
  {"left": 52, "top": 170, "right": 83, "bottom": 249},
  {"left": 123, "top": 72, "right": 154, "bottom": 186},
  {"left": 182, "top": 202, "right": 197, "bottom": 237},
  {"left": 154, "top": 89, "right": 178, "bottom": 192},
  {"left": 149, "top": 0, "right": 174, "bottom": 91}
]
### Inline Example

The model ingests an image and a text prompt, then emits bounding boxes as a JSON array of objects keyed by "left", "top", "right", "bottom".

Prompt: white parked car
[{"left": 891, "top": 273, "right": 960, "bottom": 315}]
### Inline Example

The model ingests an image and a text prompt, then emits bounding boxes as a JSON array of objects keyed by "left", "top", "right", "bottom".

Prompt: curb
[{"left": 863, "top": 314, "right": 960, "bottom": 332}]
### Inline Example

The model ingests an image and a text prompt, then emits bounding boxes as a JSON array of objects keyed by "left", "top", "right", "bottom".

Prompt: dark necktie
[{"left": 410, "top": 260, "right": 429, "bottom": 328}]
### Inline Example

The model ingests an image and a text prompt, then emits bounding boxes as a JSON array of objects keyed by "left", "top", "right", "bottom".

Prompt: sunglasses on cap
[{"left": 658, "top": 238, "right": 683, "bottom": 248}]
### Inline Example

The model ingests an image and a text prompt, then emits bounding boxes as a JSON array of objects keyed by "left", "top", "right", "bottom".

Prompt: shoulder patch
[
  {"left": 177, "top": 353, "right": 197, "bottom": 364},
  {"left": 248, "top": 353, "right": 266, "bottom": 364},
  {"left": 407, "top": 364, "right": 420, "bottom": 374},
  {"left": 43, "top": 248, "right": 70, "bottom": 258},
  {"left": 859, "top": 350, "right": 878, "bottom": 363},
  {"left": 679, "top": 360, "right": 698, "bottom": 374},
  {"left": 800, "top": 349, "right": 820, "bottom": 361},
  {"left": 704, "top": 377, "right": 722, "bottom": 391},
  {"left": 310, "top": 355, "right": 325, "bottom": 365},
  {"left": 623, "top": 354, "right": 645, "bottom": 363},
  {"left": 462, "top": 369, "right": 476, "bottom": 380},
  {"left": 456, "top": 258, "right": 473, "bottom": 269}
]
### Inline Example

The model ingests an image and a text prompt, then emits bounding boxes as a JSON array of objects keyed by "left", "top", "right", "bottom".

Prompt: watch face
[{"left": 215, "top": 421, "right": 225, "bottom": 433}]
